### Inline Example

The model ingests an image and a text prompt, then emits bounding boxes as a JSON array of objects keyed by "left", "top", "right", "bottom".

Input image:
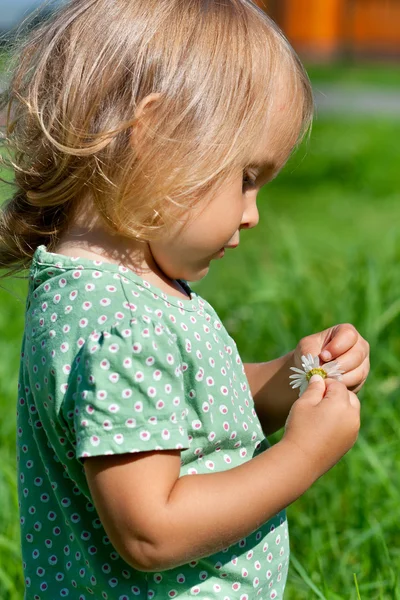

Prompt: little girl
[{"left": 0, "top": 1, "right": 368, "bottom": 599}]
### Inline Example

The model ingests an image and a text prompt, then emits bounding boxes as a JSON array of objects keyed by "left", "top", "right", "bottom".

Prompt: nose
[{"left": 240, "top": 198, "right": 259, "bottom": 230}]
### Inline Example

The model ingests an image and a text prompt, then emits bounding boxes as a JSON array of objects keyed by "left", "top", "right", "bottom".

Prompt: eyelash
[{"left": 242, "top": 169, "right": 257, "bottom": 190}]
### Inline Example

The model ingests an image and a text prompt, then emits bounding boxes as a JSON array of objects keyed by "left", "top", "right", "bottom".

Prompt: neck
[{"left": 52, "top": 223, "right": 190, "bottom": 299}]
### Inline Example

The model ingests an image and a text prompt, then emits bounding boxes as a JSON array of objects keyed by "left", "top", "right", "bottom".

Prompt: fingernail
[
  {"left": 321, "top": 350, "right": 332, "bottom": 361},
  {"left": 310, "top": 374, "right": 324, "bottom": 383}
]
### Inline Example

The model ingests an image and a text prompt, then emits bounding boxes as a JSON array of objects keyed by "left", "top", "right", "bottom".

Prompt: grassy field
[
  {"left": 1, "top": 91, "right": 400, "bottom": 597},
  {"left": 306, "top": 62, "right": 400, "bottom": 88},
  {"left": 197, "top": 118, "right": 400, "bottom": 599}
]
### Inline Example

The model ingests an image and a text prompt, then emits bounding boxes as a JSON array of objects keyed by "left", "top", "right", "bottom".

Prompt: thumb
[{"left": 301, "top": 374, "right": 326, "bottom": 405}]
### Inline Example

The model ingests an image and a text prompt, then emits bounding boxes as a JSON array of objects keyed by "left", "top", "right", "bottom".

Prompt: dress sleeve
[{"left": 69, "top": 322, "right": 190, "bottom": 460}]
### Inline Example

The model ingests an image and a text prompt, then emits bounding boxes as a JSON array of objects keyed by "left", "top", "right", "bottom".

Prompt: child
[{"left": 0, "top": 1, "right": 368, "bottom": 598}]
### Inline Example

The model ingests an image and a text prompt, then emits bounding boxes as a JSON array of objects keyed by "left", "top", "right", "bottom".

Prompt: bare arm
[
  {"left": 84, "top": 377, "right": 360, "bottom": 573},
  {"left": 153, "top": 438, "right": 314, "bottom": 571},
  {"left": 85, "top": 438, "right": 315, "bottom": 573}
]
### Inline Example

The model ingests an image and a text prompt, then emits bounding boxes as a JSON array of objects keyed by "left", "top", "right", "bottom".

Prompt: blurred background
[
  {"left": 259, "top": 0, "right": 400, "bottom": 61},
  {"left": 0, "top": 1, "right": 399, "bottom": 599}
]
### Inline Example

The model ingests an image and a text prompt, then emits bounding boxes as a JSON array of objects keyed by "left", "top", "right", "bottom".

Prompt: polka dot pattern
[
  {"left": 16, "top": 245, "right": 289, "bottom": 599},
  {"left": 70, "top": 324, "right": 190, "bottom": 458}
]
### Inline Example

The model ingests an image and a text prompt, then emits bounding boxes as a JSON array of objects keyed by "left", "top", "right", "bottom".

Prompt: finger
[
  {"left": 300, "top": 374, "right": 326, "bottom": 405},
  {"left": 319, "top": 323, "right": 359, "bottom": 362},
  {"left": 348, "top": 390, "right": 361, "bottom": 410},
  {"left": 341, "top": 357, "right": 370, "bottom": 391},
  {"left": 325, "top": 340, "right": 369, "bottom": 374},
  {"left": 320, "top": 378, "right": 348, "bottom": 402}
]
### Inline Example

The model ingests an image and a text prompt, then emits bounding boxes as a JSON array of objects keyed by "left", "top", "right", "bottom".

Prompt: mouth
[{"left": 214, "top": 243, "right": 239, "bottom": 258}]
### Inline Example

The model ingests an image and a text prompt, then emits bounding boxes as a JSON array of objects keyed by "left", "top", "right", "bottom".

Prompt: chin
[
  {"left": 185, "top": 267, "right": 210, "bottom": 282},
  {"left": 173, "top": 262, "right": 210, "bottom": 283},
  {"left": 151, "top": 250, "right": 210, "bottom": 283}
]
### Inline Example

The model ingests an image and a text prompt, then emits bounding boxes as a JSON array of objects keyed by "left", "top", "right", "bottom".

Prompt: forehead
[{"left": 248, "top": 69, "right": 305, "bottom": 174}]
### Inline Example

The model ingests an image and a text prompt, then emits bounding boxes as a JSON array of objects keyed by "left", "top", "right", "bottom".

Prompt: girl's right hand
[{"left": 282, "top": 375, "right": 361, "bottom": 480}]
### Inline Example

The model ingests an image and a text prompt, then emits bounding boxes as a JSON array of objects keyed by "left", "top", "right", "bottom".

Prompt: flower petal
[
  {"left": 290, "top": 367, "right": 306, "bottom": 375},
  {"left": 299, "top": 381, "right": 309, "bottom": 396},
  {"left": 301, "top": 354, "right": 313, "bottom": 368},
  {"left": 324, "top": 360, "right": 345, "bottom": 379},
  {"left": 291, "top": 381, "right": 303, "bottom": 389},
  {"left": 324, "top": 359, "right": 343, "bottom": 371}
]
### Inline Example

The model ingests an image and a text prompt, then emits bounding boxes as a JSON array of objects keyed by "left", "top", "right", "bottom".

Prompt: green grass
[
  {"left": 1, "top": 117, "right": 400, "bottom": 599},
  {"left": 194, "top": 118, "right": 400, "bottom": 599},
  {"left": 306, "top": 62, "right": 400, "bottom": 88}
]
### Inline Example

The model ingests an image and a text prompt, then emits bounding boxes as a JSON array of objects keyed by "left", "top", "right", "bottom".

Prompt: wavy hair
[{"left": 0, "top": 0, "right": 314, "bottom": 278}]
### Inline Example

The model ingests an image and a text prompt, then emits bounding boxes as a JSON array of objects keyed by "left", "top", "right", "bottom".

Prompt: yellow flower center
[{"left": 306, "top": 367, "right": 327, "bottom": 381}]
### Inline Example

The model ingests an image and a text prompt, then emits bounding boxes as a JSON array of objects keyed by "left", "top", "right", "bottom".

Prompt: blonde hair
[{"left": 0, "top": 0, "right": 314, "bottom": 278}]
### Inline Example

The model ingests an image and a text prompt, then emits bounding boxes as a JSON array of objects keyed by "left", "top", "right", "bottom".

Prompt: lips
[{"left": 214, "top": 243, "right": 239, "bottom": 257}]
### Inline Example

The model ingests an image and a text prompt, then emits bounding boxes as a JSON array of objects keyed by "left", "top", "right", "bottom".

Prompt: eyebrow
[
  {"left": 247, "top": 160, "right": 277, "bottom": 173},
  {"left": 246, "top": 160, "right": 278, "bottom": 183}
]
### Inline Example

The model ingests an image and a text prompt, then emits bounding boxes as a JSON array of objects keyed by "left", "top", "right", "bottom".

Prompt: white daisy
[{"left": 289, "top": 352, "right": 344, "bottom": 396}]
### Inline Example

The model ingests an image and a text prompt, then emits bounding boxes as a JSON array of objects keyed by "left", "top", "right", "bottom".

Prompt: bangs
[{"left": 212, "top": 3, "right": 314, "bottom": 175}]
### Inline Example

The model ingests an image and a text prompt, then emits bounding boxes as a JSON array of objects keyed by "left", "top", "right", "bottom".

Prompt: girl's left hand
[{"left": 294, "top": 323, "right": 370, "bottom": 394}]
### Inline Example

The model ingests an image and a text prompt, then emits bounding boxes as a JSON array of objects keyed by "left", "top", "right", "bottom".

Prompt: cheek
[
  {"left": 203, "top": 199, "right": 243, "bottom": 235},
  {"left": 182, "top": 220, "right": 233, "bottom": 251}
]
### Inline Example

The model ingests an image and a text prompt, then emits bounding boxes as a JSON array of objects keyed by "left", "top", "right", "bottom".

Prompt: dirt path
[{"left": 313, "top": 84, "right": 400, "bottom": 117}]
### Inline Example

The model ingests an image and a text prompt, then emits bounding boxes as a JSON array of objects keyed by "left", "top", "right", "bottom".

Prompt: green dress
[{"left": 17, "top": 244, "right": 289, "bottom": 600}]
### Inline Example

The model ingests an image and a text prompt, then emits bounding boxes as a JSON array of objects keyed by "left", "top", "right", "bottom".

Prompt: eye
[{"left": 242, "top": 169, "right": 257, "bottom": 191}]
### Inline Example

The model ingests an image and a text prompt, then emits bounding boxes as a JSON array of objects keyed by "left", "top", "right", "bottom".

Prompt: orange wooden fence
[
  {"left": 254, "top": 0, "right": 400, "bottom": 59},
  {"left": 352, "top": 0, "right": 400, "bottom": 52}
]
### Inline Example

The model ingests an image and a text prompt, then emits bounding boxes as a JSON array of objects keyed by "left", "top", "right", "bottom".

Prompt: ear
[{"left": 131, "top": 92, "right": 162, "bottom": 156}]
